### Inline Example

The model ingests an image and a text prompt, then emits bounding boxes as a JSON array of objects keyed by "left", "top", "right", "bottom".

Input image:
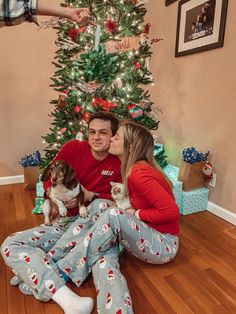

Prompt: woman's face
[{"left": 109, "top": 126, "right": 124, "bottom": 158}]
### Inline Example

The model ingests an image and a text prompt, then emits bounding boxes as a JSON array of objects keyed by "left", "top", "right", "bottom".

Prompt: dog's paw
[
  {"left": 44, "top": 217, "right": 51, "bottom": 226},
  {"left": 58, "top": 206, "right": 67, "bottom": 217},
  {"left": 79, "top": 206, "right": 88, "bottom": 218}
]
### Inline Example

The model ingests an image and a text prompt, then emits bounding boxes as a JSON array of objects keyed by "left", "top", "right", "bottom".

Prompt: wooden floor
[{"left": 0, "top": 184, "right": 236, "bottom": 314}]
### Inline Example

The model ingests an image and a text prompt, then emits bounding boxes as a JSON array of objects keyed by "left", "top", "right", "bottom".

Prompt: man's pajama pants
[{"left": 1, "top": 199, "right": 179, "bottom": 314}]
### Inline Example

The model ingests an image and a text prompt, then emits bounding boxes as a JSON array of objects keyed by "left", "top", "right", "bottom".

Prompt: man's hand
[
  {"left": 81, "top": 186, "right": 94, "bottom": 203},
  {"left": 64, "top": 197, "right": 79, "bottom": 209}
]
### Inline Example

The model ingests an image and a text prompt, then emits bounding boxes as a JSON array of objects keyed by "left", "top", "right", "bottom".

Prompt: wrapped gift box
[
  {"left": 32, "top": 197, "right": 44, "bottom": 214},
  {"left": 178, "top": 160, "right": 206, "bottom": 192},
  {"left": 36, "top": 180, "right": 45, "bottom": 197},
  {"left": 164, "top": 164, "right": 183, "bottom": 209},
  {"left": 24, "top": 166, "right": 40, "bottom": 190},
  {"left": 181, "top": 187, "right": 209, "bottom": 215}
]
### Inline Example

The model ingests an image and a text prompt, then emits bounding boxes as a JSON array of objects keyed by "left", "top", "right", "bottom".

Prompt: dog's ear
[
  {"left": 78, "top": 188, "right": 85, "bottom": 207},
  {"left": 64, "top": 164, "right": 77, "bottom": 186},
  {"left": 41, "top": 162, "right": 53, "bottom": 181}
]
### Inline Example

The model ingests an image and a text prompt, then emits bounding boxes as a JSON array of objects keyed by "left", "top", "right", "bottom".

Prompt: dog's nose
[{"left": 51, "top": 176, "right": 57, "bottom": 183}]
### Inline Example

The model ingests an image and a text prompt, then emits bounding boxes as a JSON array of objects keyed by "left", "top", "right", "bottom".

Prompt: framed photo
[
  {"left": 165, "top": 0, "right": 177, "bottom": 6},
  {"left": 175, "top": 0, "right": 228, "bottom": 57}
]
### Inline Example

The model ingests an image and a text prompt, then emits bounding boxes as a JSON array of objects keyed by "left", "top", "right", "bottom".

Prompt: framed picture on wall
[
  {"left": 175, "top": 0, "right": 228, "bottom": 57},
  {"left": 165, "top": 0, "right": 177, "bottom": 6}
]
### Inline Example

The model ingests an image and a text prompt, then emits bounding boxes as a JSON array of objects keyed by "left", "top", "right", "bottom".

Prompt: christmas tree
[{"left": 41, "top": 0, "right": 167, "bottom": 168}]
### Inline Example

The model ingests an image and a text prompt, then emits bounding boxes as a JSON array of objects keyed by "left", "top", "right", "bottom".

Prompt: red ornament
[
  {"left": 60, "top": 90, "right": 68, "bottom": 97},
  {"left": 82, "top": 111, "right": 91, "bottom": 122},
  {"left": 60, "top": 127, "right": 67, "bottom": 134},
  {"left": 68, "top": 26, "right": 86, "bottom": 41},
  {"left": 133, "top": 61, "right": 141, "bottom": 70},
  {"left": 92, "top": 98, "right": 118, "bottom": 111},
  {"left": 74, "top": 105, "right": 81, "bottom": 113},
  {"left": 80, "top": 26, "right": 86, "bottom": 33},
  {"left": 128, "top": 104, "right": 143, "bottom": 121},
  {"left": 106, "top": 19, "right": 118, "bottom": 33},
  {"left": 68, "top": 28, "right": 80, "bottom": 41}
]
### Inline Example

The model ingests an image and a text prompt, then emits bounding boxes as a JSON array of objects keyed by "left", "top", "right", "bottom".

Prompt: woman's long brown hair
[{"left": 120, "top": 121, "right": 173, "bottom": 195}]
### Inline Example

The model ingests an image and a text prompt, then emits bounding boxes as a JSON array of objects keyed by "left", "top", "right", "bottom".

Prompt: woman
[{"left": 55, "top": 121, "right": 180, "bottom": 313}]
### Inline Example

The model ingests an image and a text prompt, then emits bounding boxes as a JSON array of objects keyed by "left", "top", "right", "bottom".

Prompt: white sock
[{"left": 52, "top": 285, "right": 94, "bottom": 314}]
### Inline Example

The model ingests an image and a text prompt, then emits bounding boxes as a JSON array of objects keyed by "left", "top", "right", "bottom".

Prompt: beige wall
[
  {"left": 147, "top": 0, "right": 236, "bottom": 213},
  {"left": 0, "top": 0, "right": 60, "bottom": 176},
  {"left": 0, "top": 1, "right": 235, "bottom": 213}
]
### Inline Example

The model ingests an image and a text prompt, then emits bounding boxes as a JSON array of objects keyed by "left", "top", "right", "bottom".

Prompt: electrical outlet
[{"left": 209, "top": 173, "right": 217, "bottom": 187}]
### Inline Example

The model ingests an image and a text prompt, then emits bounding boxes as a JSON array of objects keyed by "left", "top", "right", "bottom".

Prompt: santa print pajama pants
[
  {"left": 1, "top": 199, "right": 179, "bottom": 313},
  {"left": 54, "top": 199, "right": 179, "bottom": 314}
]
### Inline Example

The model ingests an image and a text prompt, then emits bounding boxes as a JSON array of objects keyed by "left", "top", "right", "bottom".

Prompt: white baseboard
[
  {"left": 0, "top": 175, "right": 24, "bottom": 185},
  {"left": 208, "top": 201, "right": 236, "bottom": 226},
  {"left": 0, "top": 176, "right": 235, "bottom": 226}
]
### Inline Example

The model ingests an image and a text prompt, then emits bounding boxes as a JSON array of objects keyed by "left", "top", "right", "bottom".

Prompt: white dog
[{"left": 110, "top": 182, "right": 131, "bottom": 210}]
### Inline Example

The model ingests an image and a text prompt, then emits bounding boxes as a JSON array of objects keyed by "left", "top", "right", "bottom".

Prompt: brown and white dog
[{"left": 41, "top": 160, "right": 87, "bottom": 225}]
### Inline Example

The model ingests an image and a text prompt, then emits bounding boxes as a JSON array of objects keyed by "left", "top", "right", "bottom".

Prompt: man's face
[
  {"left": 109, "top": 126, "right": 124, "bottom": 158},
  {"left": 88, "top": 119, "right": 113, "bottom": 154}
]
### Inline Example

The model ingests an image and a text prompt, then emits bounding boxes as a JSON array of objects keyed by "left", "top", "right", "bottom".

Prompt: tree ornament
[
  {"left": 106, "top": 19, "right": 118, "bottom": 33},
  {"left": 59, "top": 127, "right": 67, "bottom": 134},
  {"left": 68, "top": 27, "right": 80, "bottom": 41},
  {"left": 133, "top": 61, "right": 141, "bottom": 70},
  {"left": 116, "top": 77, "right": 123, "bottom": 88},
  {"left": 203, "top": 161, "right": 213, "bottom": 181},
  {"left": 76, "top": 81, "right": 98, "bottom": 94},
  {"left": 94, "top": 24, "right": 101, "bottom": 51},
  {"left": 74, "top": 105, "right": 81, "bottom": 113},
  {"left": 76, "top": 132, "right": 84, "bottom": 141},
  {"left": 93, "top": 98, "right": 118, "bottom": 111},
  {"left": 128, "top": 104, "right": 144, "bottom": 120},
  {"left": 82, "top": 111, "right": 91, "bottom": 122},
  {"left": 57, "top": 90, "right": 68, "bottom": 110}
]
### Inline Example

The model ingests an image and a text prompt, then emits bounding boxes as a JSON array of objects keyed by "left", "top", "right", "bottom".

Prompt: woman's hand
[
  {"left": 126, "top": 208, "right": 140, "bottom": 219},
  {"left": 126, "top": 208, "right": 135, "bottom": 215}
]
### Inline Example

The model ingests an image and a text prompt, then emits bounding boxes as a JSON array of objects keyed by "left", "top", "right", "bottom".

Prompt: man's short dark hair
[{"left": 88, "top": 111, "right": 119, "bottom": 136}]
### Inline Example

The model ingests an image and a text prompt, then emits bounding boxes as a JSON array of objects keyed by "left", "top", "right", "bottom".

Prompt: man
[
  {"left": 44, "top": 110, "right": 121, "bottom": 210},
  {"left": 0, "top": 0, "right": 92, "bottom": 27},
  {"left": 1, "top": 111, "right": 121, "bottom": 313}
]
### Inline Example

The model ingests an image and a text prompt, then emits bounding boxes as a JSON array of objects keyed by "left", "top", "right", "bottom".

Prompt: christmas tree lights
[{"left": 41, "top": 0, "right": 167, "bottom": 167}]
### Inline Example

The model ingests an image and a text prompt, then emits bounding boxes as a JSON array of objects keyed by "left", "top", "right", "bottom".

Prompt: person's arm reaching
[
  {"left": 0, "top": 0, "right": 92, "bottom": 27},
  {"left": 36, "top": 1, "right": 91, "bottom": 24}
]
